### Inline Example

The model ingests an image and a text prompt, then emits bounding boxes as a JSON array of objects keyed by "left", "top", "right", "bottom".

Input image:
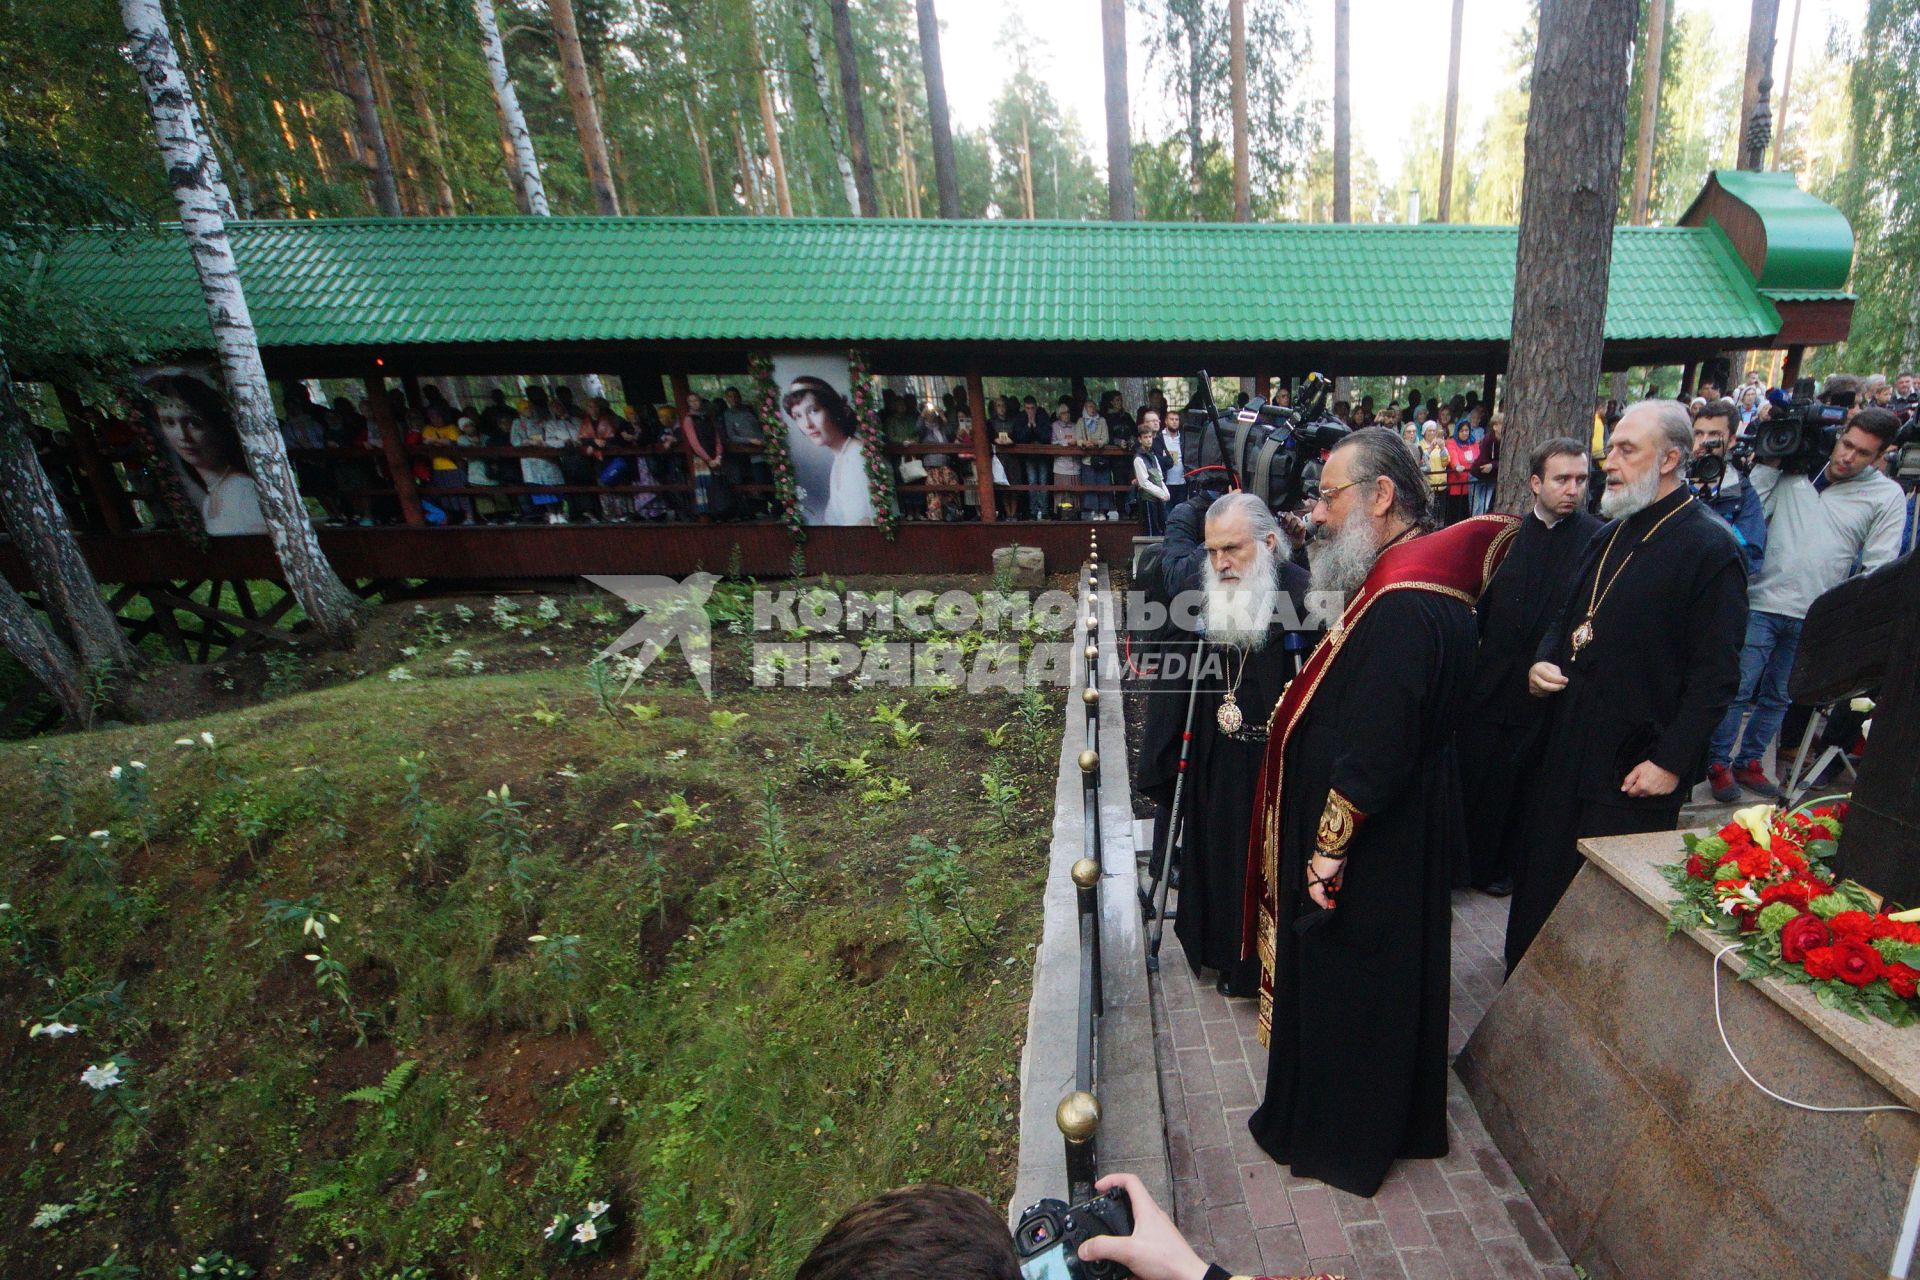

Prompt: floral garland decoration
[
  {"left": 845, "top": 347, "right": 899, "bottom": 538},
  {"left": 1659, "top": 800, "right": 1920, "bottom": 1027},
  {"left": 748, "top": 351, "right": 807, "bottom": 543}
]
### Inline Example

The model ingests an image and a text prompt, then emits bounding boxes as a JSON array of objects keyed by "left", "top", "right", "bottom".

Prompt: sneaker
[
  {"left": 1708, "top": 763, "right": 1740, "bottom": 803},
  {"left": 1733, "top": 761, "right": 1783, "bottom": 800}
]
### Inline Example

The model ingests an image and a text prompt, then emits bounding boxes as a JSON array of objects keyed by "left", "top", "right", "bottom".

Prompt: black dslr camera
[
  {"left": 1754, "top": 377, "right": 1850, "bottom": 474},
  {"left": 1014, "top": 1185, "right": 1134, "bottom": 1280}
]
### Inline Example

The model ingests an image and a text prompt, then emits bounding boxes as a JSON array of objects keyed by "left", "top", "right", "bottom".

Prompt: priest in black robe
[
  {"left": 1457, "top": 438, "right": 1603, "bottom": 893},
  {"left": 1138, "top": 491, "right": 1311, "bottom": 996},
  {"left": 1245, "top": 428, "right": 1518, "bottom": 1197},
  {"left": 1504, "top": 400, "right": 1748, "bottom": 973}
]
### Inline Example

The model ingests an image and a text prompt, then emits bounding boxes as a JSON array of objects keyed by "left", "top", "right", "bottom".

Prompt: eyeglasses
[{"left": 1313, "top": 478, "right": 1365, "bottom": 502}]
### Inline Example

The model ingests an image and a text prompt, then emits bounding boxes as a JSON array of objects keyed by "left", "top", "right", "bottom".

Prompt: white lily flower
[
  {"left": 81, "top": 1061, "right": 121, "bottom": 1089},
  {"left": 572, "top": 1219, "right": 598, "bottom": 1243},
  {"left": 108, "top": 765, "right": 123, "bottom": 781},
  {"left": 130, "top": 761, "right": 145, "bottom": 770},
  {"left": 175, "top": 737, "right": 196, "bottom": 747},
  {"left": 1729, "top": 804, "right": 1775, "bottom": 850},
  {"left": 88, "top": 830, "right": 110, "bottom": 841},
  {"left": 200, "top": 732, "right": 215, "bottom": 746},
  {"left": 30, "top": 1022, "right": 79, "bottom": 1038},
  {"left": 302, "top": 917, "right": 326, "bottom": 940},
  {"left": 587, "top": 1200, "right": 610, "bottom": 1218},
  {"left": 543, "top": 1214, "right": 562, "bottom": 1239},
  {"left": 1850, "top": 695, "right": 1875, "bottom": 714},
  {"left": 304, "top": 953, "right": 321, "bottom": 962}
]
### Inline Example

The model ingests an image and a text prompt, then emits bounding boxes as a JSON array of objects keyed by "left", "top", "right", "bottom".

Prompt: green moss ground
[{"left": 0, "top": 590, "right": 1058, "bottom": 1277}]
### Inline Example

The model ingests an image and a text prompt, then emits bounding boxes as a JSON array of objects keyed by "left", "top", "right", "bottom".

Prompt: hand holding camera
[{"left": 1017, "top": 1174, "right": 1217, "bottom": 1280}]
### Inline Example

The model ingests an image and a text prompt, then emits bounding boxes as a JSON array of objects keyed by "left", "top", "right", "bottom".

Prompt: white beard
[
  {"left": 1202, "top": 541, "right": 1280, "bottom": 649},
  {"left": 1308, "top": 516, "right": 1383, "bottom": 600},
  {"left": 1600, "top": 463, "right": 1660, "bottom": 519}
]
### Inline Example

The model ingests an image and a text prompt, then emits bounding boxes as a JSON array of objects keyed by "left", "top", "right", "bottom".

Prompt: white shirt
[
  {"left": 203, "top": 472, "right": 267, "bottom": 536},
  {"left": 822, "top": 438, "right": 877, "bottom": 525}
]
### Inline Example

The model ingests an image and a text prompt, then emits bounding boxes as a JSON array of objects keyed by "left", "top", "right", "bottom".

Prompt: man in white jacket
[{"left": 1707, "top": 401, "right": 1906, "bottom": 802}]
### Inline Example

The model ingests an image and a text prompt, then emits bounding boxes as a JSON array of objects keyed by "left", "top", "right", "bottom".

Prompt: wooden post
[
  {"left": 401, "top": 373, "right": 425, "bottom": 417},
  {"left": 52, "top": 385, "right": 129, "bottom": 535},
  {"left": 1680, "top": 362, "right": 1698, "bottom": 397},
  {"left": 965, "top": 368, "right": 996, "bottom": 522},
  {"left": 1253, "top": 370, "right": 1272, "bottom": 403},
  {"left": 668, "top": 370, "right": 692, "bottom": 416},
  {"left": 1782, "top": 345, "right": 1805, "bottom": 388},
  {"left": 1482, "top": 370, "right": 1499, "bottom": 412},
  {"left": 364, "top": 372, "right": 424, "bottom": 526}
]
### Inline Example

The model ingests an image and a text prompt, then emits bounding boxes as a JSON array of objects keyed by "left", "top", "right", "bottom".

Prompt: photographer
[
  {"left": 796, "top": 1173, "right": 1318, "bottom": 1280},
  {"left": 1689, "top": 398, "right": 1766, "bottom": 573},
  {"left": 1706, "top": 389, "right": 1907, "bottom": 803}
]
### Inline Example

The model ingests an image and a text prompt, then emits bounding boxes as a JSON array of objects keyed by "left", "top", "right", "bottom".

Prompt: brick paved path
[{"left": 1149, "top": 888, "right": 1576, "bottom": 1280}]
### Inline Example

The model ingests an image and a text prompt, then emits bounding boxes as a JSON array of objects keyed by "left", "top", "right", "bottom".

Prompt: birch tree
[
  {"left": 119, "top": 0, "right": 364, "bottom": 645},
  {"left": 798, "top": 3, "right": 861, "bottom": 214},
  {"left": 474, "top": 0, "right": 550, "bottom": 215},
  {"left": 828, "top": 0, "right": 879, "bottom": 216}
]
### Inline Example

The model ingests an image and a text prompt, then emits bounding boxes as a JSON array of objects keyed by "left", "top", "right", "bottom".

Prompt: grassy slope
[{"left": 0, "top": 600, "right": 1057, "bottom": 1277}]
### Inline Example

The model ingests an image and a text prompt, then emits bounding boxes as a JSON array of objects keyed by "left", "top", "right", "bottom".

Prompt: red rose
[
  {"left": 1887, "top": 963, "right": 1920, "bottom": 1000},
  {"left": 1830, "top": 911, "right": 1875, "bottom": 941},
  {"left": 1780, "top": 914, "right": 1832, "bottom": 964},
  {"left": 1831, "top": 938, "right": 1885, "bottom": 987},
  {"left": 1802, "top": 945, "right": 1840, "bottom": 980},
  {"left": 1759, "top": 881, "right": 1813, "bottom": 911}
]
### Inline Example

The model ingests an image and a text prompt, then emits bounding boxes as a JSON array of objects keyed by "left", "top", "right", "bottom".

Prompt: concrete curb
[{"left": 1009, "top": 565, "right": 1172, "bottom": 1221}]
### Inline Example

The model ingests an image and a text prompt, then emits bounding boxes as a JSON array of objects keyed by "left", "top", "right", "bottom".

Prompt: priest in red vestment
[{"left": 1243, "top": 426, "right": 1518, "bottom": 1196}]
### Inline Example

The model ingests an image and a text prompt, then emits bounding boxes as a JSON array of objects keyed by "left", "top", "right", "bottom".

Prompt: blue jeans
[
  {"left": 1709, "top": 610, "right": 1803, "bottom": 768},
  {"left": 1023, "top": 457, "right": 1052, "bottom": 518}
]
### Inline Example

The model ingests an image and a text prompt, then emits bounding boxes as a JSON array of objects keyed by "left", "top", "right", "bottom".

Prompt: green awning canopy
[{"left": 37, "top": 215, "right": 1784, "bottom": 364}]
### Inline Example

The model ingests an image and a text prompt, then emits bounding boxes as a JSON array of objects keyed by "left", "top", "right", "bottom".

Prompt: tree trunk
[
  {"left": 1496, "top": 0, "right": 1637, "bottom": 515},
  {"left": 306, "top": 0, "right": 374, "bottom": 203},
  {"left": 734, "top": 112, "right": 763, "bottom": 211},
  {"left": 317, "top": 0, "right": 401, "bottom": 215},
  {"left": 1737, "top": 0, "right": 1780, "bottom": 169},
  {"left": 492, "top": 90, "right": 532, "bottom": 213},
  {"left": 1183, "top": 10, "right": 1204, "bottom": 221},
  {"left": 1099, "top": 0, "right": 1137, "bottom": 222},
  {"left": 164, "top": 2, "right": 241, "bottom": 220},
  {"left": 355, "top": 0, "right": 419, "bottom": 213},
  {"left": 1230, "top": 0, "right": 1249, "bottom": 221},
  {"left": 755, "top": 57, "right": 794, "bottom": 216},
  {"left": 1333, "top": 0, "right": 1351, "bottom": 222},
  {"left": 294, "top": 96, "right": 340, "bottom": 185},
  {"left": 1770, "top": 0, "right": 1802, "bottom": 167},
  {"left": 396, "top": 24, "right": 457, "bottom": 215},
  {"left": 121, "top": 0, "right": 364, "bottom": 646},
  {"left": 799, "top": 3, "right": 862, "bottom": 214},
  {"left": 1437, "top": 0, "right": 1465, "bottom": 221},
  {"left": 683, "top": 96, "right": 720, "bottom": 215},
  {"left": 0, "top": 568, "right": 90, "bottom": 727},
  {"left": 915, "top": 0, "right": 961, "bottom": 218},
  {"left": 474, "top": 0, "right": 549, "bottom": 215},
  {"left": 547, "top": 0, "right": 622, "bottom": 214},
  {"left": 829, "top": 0, "right": 880, "bottom": 216},
  {"left": 1018, "top": 111, "right": 1036, "bottom": 219},
  {"left": 1629, "top": 0, "right": 1666, "bottom": 224},
  {"left": 891, "top": 69, "right": 921, "bottom": 217},
  {"left": 0, "top": 368, "right": 137, "bottom": 680}
]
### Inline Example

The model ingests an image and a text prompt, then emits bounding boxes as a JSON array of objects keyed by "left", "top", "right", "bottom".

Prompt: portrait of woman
[
  {"left": 783, "top": 374, "right": 876, "bottom": 526},
  {"left": 144, "top": 371, "right": 268, "bottom": 536}
]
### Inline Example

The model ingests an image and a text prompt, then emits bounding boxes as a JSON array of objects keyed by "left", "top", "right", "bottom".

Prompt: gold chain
[{"left": 1574, "top": 495, "right": 1694, "bottom": 650}]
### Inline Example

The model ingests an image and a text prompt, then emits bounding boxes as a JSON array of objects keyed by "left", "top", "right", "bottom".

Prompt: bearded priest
[
  {"left": 1503, "top": 400, "right": 1747, "bottom": 973},
  {"left": 1244, "top": 427, "right": 1519, "bottom": 1197},
  {"left": 1138, "top": 491, "right": 1311, "bottom": 996}
]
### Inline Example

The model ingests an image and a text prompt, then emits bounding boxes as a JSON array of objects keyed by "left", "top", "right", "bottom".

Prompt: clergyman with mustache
[
  {"left": 1243, "top": 426, "right": 1519, "bottom": 1197},
  {"left": 1502, "top": 399, "right": 1747, "bottom": 974},
  {"left": 1138, "top": 491, "right": 1310, "bottom": 998}
]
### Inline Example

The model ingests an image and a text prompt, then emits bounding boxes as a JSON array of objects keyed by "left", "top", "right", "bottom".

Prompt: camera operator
[
  {"left": 1706, "top": 384, "right": 1907, "bottom": 803},
  {"left": 1689, "top": 398, "right": 1766, "bottom": 573},
  {"left": 795, "top": 1173, "right": 1317, "bottom": 1280}
]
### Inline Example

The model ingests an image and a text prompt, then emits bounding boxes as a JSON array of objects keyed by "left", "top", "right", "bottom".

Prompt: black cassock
[
  {"left": 1504, "top": 487, "right": 1747, "bottom": 972},
  {"left": 1138, "top": 566, "right": 1310, "bottom": 987},
  {"left": 1456, "top": 509, "right": 1602, "bottom": 890},
  {"left": 1248, "top": 588, "right": 1478, "bottom": 1197}
]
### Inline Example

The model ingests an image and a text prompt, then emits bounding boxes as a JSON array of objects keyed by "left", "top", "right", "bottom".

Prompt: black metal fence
[{"left": 1060, "top": 546, "right": 1108, "bottom": 1202}]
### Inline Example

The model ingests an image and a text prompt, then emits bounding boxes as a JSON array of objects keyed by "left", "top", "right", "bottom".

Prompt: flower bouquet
[{"left": 1660, "top": 802, "right": 1920, "bottom": 1027}]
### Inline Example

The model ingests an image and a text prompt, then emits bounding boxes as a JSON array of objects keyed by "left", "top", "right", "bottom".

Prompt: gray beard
[
  {"left": 1202, "top": 545, "right": 1280, "bottom": 649},
  {"left": 1600, "top": 464, "right": 1660, "bottom": 519},
  {"left": 1308, "top": 516, "right": 1383, "bottom": 600}
]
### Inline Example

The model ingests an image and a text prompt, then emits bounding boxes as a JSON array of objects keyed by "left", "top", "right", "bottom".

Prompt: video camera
[
  {"left": 1014, "top": 1185, "right": 1134, "bottom": 1280},
  {"left": 1753, "top": 377, "right": 1849, "bottom": 475},
  {"left": 1180, "top": 371, "right": 1351, "bottom": 513}
]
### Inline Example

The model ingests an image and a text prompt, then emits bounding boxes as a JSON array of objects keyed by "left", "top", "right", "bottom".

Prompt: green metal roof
[
  {"left": 1687, "top": 170, "right": 1854, "bottom": 291},
  {"left": 38, "top": 215, "right": 1784, "bottom": 353}
]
